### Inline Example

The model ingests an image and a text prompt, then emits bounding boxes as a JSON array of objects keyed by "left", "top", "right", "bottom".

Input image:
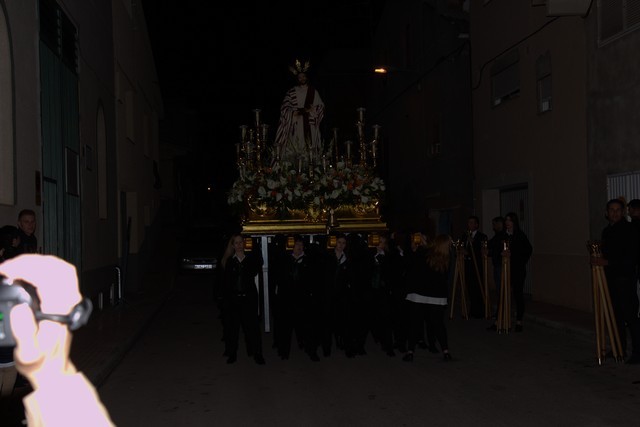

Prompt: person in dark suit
[
  {"left": 219, "top": 234, "right": 265, "bottom": 365},
  {"left": 591, "top": 199, "right": 640, "bottom": 363},
  {"left": 503, "top": 212, "right": 532, "bottom": 332},
  {"left": 323, "top": 233, "right": 351, "bottom": 357},
  {"left": 461, "top": 216, "right": 488, "bottom": 318},
  {"left": 275, "top": 235, "right": 321, "bottom": 361},
  {"left": 367, "top": 234, "right": 396, "bottom": 356},
  {"left": 387, "top": 231, "right": 410, "bottom": 353}
]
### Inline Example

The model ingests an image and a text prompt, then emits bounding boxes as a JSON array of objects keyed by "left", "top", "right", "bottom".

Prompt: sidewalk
[
  {"left": 70, "top": 225, "right": 179, "bottom": 387},
  {"left": 525, "top": 300, "right": 594, "bottom": 340}
]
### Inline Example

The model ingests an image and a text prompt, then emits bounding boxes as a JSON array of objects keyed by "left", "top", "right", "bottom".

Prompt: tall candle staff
[
  {"left": 496, "top": 240, "right": 511, "bottom": 333},
  {"left": 588, "top": 241, "right": 624, "bottom": 364},
  {"left": 482, "top": 240, "right": 491, "bottom": 320},
  {"left": 450, "top": 239, "right": 469, "bottom": 320}
]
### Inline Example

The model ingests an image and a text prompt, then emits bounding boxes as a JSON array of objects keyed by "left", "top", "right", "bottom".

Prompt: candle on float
[{"left": 373, "top": 124, "right": 381, "bottom": 139}]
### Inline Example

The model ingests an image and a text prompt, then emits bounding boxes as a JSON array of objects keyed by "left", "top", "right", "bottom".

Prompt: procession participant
[
  {"left": 502, "top": 212, "right": 532, "bottom": 332},
  {"left": 323, "top": 233, "right": 351, "bottom": 357},
  {"left": 486, "top": 217, "right": 506, "bottom": 327},
  {"left": 403, "top": 234, "right": 453, "bottom": 362},
  {"left": 591, "top": 199, "right": 640, "bottom": 363},
  {"left": 275, "top": 235, "right": 320, "bottom": 361},
  {"left": 274, "top": 59, "right": 325, "bottom": 165},
  {"left": 219, "top": 234, "right": 265, "bottom": 365},
  {"left": 388, "top": 231, "right": 410, "bottom": 353},
  {"left": 367, "top": 234, "right": 396, "bottom": 356}
]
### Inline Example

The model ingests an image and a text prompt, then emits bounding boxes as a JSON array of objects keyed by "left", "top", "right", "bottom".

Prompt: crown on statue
[{"left": 289, "top": 59, "right": 310, "bottom": 76}]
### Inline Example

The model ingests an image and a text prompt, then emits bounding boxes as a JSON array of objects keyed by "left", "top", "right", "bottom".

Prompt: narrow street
[{"left": 99, "top": 271, "right": 640, "bottom": 427}]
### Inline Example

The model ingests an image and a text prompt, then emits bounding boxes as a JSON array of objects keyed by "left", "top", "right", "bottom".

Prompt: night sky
[{"left": 141, "top": 1, "right": 386, "bottom": 220}]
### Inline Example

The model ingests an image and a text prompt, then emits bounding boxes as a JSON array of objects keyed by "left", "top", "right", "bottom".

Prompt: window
[
  {"left": 490, "top": 49, "right": 520, "bottom": 107},
  {"left": 39, "top": 0, "right": 78, "bottom": 73},
  {"left": 599, "top": 0, "right": 640, "bottom": 45},
  {"left": 0, "top": 4, "right": 14, "bottom": 205},
  {"left": 536, "top": 52, "right": 552, "bottom": 113}
]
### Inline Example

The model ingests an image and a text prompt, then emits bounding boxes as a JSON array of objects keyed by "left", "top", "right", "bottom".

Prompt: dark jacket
[
  {"left": 602, "top": 219, "right": 638, "bottom": 279},
  {"left": 221, "top": 252, "right": 262, "bottom": 298}
]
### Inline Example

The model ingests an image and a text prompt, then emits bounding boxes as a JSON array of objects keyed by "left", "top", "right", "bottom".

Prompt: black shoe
[
  {"left": 486, "top": 324, "right": 497, "bottom": 331},
  {"left": 226, "top": 354, "right": 237, "bottom": 364},
  {"left": 443, "top": 352, "right": 452, "bottom": 361},
  {"left": 254, "top": 354, "right": 266, "bottom": 365},
  {"left": 515, "top": 324, "right": 523, "bottom": 333},
  {"left": 402, "top": 352, "right": 414, "bottom": 362}
]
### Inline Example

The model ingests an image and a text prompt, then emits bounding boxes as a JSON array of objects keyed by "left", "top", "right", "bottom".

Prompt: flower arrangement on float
[{"left": 227, "top": 161, "right": 386, "bottom": 219}]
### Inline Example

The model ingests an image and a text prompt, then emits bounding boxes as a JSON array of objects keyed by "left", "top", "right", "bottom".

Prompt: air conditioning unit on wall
[{"left": 546, "top": 0, "right": 592, "bottom": 16}]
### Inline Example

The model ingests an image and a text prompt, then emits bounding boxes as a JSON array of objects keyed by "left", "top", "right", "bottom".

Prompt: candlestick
[
  {"left": 253, "top": 109, "right": 261, "bottom": 127},
  {"left": 357, "top": 122, "right": 364, "bottom": 137},
  {"left": 357, "top": 107, "right": 366, "bottom": 122},
  {"left": 322, "top": 155, "right": 327, "bottom": 173},
  {"left": 373, "top": 124, "right": 381, "bottom": 139},
  {"left": 346, "top": 140, "right": 352, "bottom": 161},
  {"left": 240, "top": 125, "right": 248, "bottom": 142},
  {"left": 332, "top": 128, "right": 338, "bottom": 143},
  {"left": 261, "top": 124, "right": 268, "bottom": 141},
  {"left": 235, "top": 143, "right": 241, "bottom": 163}
]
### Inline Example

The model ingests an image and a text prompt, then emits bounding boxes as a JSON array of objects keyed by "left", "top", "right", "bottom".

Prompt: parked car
[{"left": 178, "top": 225, "right": 222, "bottom": 273}]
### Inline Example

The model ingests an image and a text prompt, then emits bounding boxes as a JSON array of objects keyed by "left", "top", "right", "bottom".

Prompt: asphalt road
[{"left": 99, "top": 272, "right": 640, "bottom": 427}]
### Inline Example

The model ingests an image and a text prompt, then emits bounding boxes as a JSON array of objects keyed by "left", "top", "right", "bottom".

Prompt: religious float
[
  {"left": 226, "top": 104, "right": 388, "bottom": 331},
  {"left": 227, "top": 107, "right": 388, "bottom": 235}
]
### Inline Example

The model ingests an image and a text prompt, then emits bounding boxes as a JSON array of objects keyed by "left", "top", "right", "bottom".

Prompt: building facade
[
  {"left": 0, "top": 0, "right": 162, "bottom": 298},
  {"left": 471, "top": 0, "right": 592, "bottom": 310},
  {"left": 370, "top": 0, "right": 473, "bottom": 236}
]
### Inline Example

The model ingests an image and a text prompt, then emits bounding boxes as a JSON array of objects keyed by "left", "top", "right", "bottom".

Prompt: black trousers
[
  {"left": 608, "top": 275, "right": 640, "bottom": 357},
  {"left": 407, "top": 301, "right": 448, "bottom": 352},
  {"left": 223, "top": 294, "right": 263, "bottom": 358}
]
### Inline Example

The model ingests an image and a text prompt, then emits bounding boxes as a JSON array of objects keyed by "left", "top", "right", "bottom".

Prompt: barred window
[
  {"left": 490, "top": 49, "right": 520, "bottom": 107},
  {"left": 536, "top": 52, "right": 552, "bottom": 113}
]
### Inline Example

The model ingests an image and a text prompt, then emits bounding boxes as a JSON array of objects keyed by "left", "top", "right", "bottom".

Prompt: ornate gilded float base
[{"left": 242, "top": 205, "right": 386, "bottom": 235}]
